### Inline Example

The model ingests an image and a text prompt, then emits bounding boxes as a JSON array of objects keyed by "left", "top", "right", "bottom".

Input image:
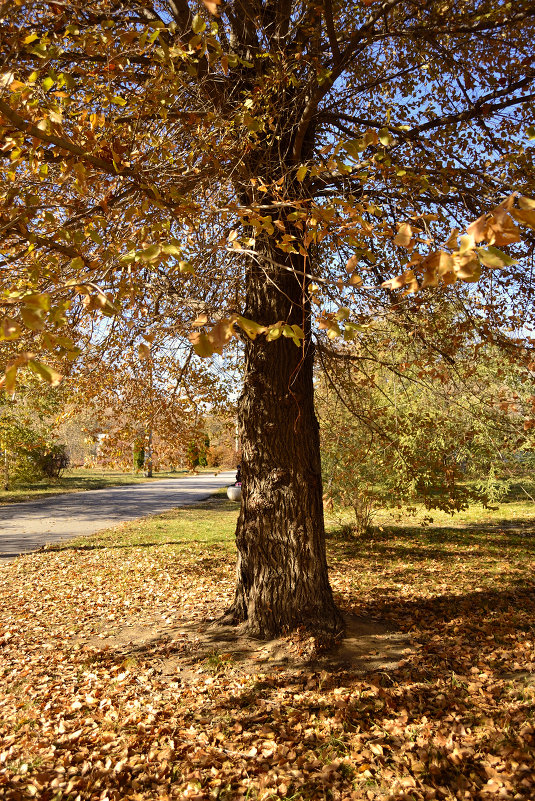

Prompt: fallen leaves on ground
[{"left": 1, "top": 503, "right": 534, "bottom": 800}]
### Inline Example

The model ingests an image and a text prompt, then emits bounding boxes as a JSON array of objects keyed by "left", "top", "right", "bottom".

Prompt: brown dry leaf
[
  {"left": 346, "top": 254, "right": 359, "bottom": 272},
  {"left": 202, "top": 0, "right": 221, "bottom": 14}
]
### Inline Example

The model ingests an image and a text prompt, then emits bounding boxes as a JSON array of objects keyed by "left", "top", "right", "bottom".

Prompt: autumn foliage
[{"left": 1, "top": 0, "right": 534, "bottom": 635}]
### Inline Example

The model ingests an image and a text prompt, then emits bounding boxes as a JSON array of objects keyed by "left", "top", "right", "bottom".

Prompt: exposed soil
[{"left": 78, "top": 613, "right": 412, "bottom": 684}]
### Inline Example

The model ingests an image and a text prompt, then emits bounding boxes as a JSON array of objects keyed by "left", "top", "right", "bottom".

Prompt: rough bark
[{"left": 228, "top": 238, "right": 344, "bottom": 639}]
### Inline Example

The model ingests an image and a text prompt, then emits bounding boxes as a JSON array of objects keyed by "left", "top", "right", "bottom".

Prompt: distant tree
[{"left": 67, "top": 340, "right": 228, "bottom": 470}]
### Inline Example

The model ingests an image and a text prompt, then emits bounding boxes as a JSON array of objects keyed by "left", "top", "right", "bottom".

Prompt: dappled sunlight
[{"left": 1, "top": 497, "right": 534, "bottom": 799}]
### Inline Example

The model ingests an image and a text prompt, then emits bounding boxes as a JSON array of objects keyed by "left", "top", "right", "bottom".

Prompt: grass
[
  {"left": 1, "top": 491, "right": 534, "bottom": 800},
  {"left": 51, "top": 488, "right": 239, "bottom": 554},
  {"left": 0, "top": 465, "right": 229, "bottom": 505}
]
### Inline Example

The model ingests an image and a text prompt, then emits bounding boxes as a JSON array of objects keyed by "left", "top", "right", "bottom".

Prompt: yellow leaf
[
  {"left": 393, "top": 222, "right": 412, "bottom": 248},
  {"left": 443, "top": 228, "right": 460, "bottom": 249},
  {"left": 454, "top": 252, "right": 481, "bottom": 282},
  {"left": 378, "top": 127, "right": 393, "bottom": 146},
  {"left": 518, "top": 196, "right": 535, "bottom": 211},
  {"left": 139, "top": 244, "right": 161, "bottom": 262},
  {"left": 510, "top": 207, "right": 535, "bottom": 230},
  {"left": 24, "top": 292, "right": 50, "bottom": 310},
  {"left": 1, "top": 365, "right": 18, "bottom": 395},
  {"left": 9, "top": 80, "right": 26, "bottom": 92},
  {"left": 189, "top": 331, "right": 213, "bottom": 357},
  {"left": 0, "top": 317, "right": 21, "bottom": 341},
  {"left": 236, "top": 315, "right": 267, "bottom": 340},
  {"left": 382, "top": 268, "right": 415, "bottom": 290},
  {"left": 192, "top": 14, "right": 206, "bottom": 34},
  {"left": 21, "top": 307, "right": 45, "bottom": 331},
  {"left": 266, "top": 324, "right": 283, "bottom": 341},
  {"left": 207, "top": 317, "right": 236, "bottom": 353}
]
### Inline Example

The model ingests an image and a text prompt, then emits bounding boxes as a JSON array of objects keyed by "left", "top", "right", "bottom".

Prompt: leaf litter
[{"left": 1, "top": 500, "right": 534, "bottom": 800}]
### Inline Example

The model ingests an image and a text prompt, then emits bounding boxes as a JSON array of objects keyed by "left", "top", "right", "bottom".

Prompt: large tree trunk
[{"left": 228, "top": 239, "right": 344, "bottom": 639}]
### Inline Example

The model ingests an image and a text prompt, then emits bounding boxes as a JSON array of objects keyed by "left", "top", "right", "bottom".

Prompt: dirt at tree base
[{"left": 77, "top": 613, "right": 412, "bottom": 685}]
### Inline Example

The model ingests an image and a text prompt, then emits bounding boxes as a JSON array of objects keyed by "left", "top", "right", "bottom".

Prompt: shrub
[{"left": 36, "top": 443, "right": 70, "bottom": 478}]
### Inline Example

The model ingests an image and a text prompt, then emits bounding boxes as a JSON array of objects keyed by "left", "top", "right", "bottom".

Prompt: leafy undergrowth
[{"left": 1, "top": 497, "right": 534, "bottom": 800}]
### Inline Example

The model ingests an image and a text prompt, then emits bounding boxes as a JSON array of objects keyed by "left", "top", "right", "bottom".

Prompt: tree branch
[
  {"left": 0, "top": 98, "right": 135, "bottom": 178},
  {"left": 322, "top": 0, "right": 340, "bottom": 60}
]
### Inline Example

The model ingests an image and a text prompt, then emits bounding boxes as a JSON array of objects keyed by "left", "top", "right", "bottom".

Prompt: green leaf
[
  {"left": 282, "top": 324, "right": 303, "bottom": 346},
  {"left": 243, "top": 112, "right": 261, "bottom": 132},
  {"left": 476, "top": 246, "right": 518, "bottom": 268},
  {"left": 343, "top": 322, "right": 360, "bottom": 341},
  {"left": 88, "top": 229, "right": 104, "bottom": 246},
  {"left": 28, "top": 359, "right": 63, "bottom": 386},
  {"left": 192, "top": 14, "right": 206, "bottom": 34},
  {"left": 335, "top": 307, "right": 350, "bottom": 321}
]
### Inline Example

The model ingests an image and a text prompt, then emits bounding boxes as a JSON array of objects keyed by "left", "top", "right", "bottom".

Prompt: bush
[
  {"left": 133, "top": 446, "right": 145, "bottom": 470},
  {"left": 10, "top": 451, "right": 44, "bottom": 484},
  {"left": 475, "top": 465, "right": 511, "bottom": 506},
  {"left": 37, "top": 443, "right": 70, "bottom": 478},
  {"left": 13, "top": 443, "right": 70, "bottom": 482}
]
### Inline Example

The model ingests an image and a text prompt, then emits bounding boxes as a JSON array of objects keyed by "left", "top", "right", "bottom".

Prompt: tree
[
  {"left": 0, "top": 378, "right": 67, "bottom": 488},
  {"left": 65, "top": 335, "right": 228, "bottom": 471},
  {"left": 0, "top": 1, "right": 534, "bottom": 638},
  {"left": 317, "top": 305, "right": 534, "bottom": 528}
]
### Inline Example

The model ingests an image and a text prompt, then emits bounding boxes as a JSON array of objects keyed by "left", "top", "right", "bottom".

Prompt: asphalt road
[{"left": 0, "top": 472, "right": 236, "bottom": 561}]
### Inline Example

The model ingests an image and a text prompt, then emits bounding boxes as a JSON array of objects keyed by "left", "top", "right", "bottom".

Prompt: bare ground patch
[{"left": 77, "top": 613, "right": 412, "bottom": 684}]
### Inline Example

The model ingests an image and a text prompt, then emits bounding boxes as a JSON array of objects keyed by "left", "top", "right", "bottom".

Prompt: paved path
[{"left": 0, "top": 472, "right": 236, "bottom": 561}]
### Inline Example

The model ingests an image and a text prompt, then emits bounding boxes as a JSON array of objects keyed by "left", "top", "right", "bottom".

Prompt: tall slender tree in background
[{"left": 0, "top": 0, "right": 534, "bottom": 637}]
